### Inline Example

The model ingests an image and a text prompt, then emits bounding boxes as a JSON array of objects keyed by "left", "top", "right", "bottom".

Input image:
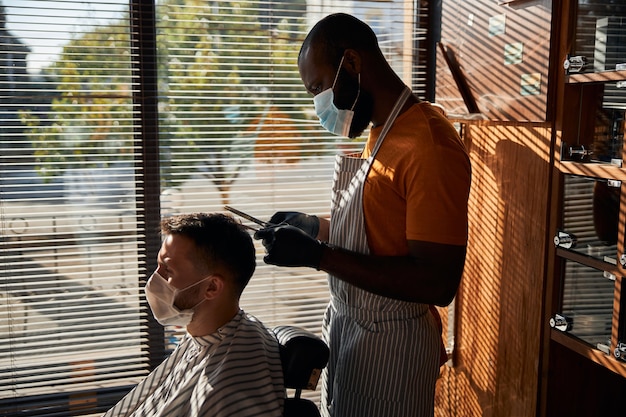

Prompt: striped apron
[{"left": 321, "top": 87, "right": 440, "bottom": 417}]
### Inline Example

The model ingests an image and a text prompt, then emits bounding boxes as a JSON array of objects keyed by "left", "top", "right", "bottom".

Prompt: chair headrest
[{"left": 273, "top": 325, "right": 329, "bottom": 390}]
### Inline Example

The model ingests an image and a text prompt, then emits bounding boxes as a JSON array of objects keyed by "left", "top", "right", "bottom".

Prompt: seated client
[{"left": 104, "top": 212, "right": 284, "bottom": 417}]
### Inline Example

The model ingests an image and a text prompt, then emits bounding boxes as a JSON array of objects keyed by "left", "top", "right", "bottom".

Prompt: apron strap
[{"left": 370, "top": 86, "right": 413, "bottom": 158}]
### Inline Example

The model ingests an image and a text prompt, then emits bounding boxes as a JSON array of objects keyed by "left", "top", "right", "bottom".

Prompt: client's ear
[{"left": 203, "top": 275, "right": 224, "bottom": 300}]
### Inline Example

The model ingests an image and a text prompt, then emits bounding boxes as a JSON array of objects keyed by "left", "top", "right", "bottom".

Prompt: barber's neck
[{"left": 370, "top": 77, "right": 418, "bottom": 128}]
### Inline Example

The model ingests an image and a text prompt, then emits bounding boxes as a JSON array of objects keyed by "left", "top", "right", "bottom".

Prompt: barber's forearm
[
  {"left": 317, "top": 244, "right": 463, "bottom": 305},
  {"left": 317, "top": 217, "right": 330, "bottom": 241}
]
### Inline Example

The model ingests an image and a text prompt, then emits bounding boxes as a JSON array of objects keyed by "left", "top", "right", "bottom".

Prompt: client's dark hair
[{"left": 160, "top": 213, "right": 255, "bottom": 296}]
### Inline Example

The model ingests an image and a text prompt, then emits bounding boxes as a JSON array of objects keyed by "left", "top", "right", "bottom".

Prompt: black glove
[
  {"left": 254, "top": 225, "right": 325, "bottom": 269},
  {"left": 268, "top": 211, "right": 319, "bottom": 238}
]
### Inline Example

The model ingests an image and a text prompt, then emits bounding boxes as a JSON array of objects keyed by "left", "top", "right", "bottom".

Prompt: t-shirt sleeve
[{"left": 404, "top": 122, "right": 470, "bottom": 246}]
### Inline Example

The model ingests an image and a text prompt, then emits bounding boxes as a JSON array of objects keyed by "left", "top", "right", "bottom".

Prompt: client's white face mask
[{"left": 145, "top": 271, "right": 209, "bottom": 327}]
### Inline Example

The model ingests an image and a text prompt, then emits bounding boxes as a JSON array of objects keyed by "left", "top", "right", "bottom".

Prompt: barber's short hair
[
  {"left": 160, "top": 213, "right": 255, "bottom": 295},
  {"left": 300, "top": 13, "right": 380, "bottom": 67}
]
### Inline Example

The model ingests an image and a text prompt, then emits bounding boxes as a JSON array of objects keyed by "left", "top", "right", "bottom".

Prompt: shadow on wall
[{"left": 436, "top": 125, "right": 552, "bottom": 417}]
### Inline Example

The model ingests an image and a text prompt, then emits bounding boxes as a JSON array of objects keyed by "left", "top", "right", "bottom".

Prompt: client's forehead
[{"left": 158, "top": 234, "right": 196, "bottom": 265}]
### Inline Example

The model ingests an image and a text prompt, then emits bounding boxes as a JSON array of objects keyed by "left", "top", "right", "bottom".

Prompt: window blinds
[
  {"left": 1, "top": 1, "right": 429, "bottom": 415},
  {"left": 1, "top": 1, "right": 150, "bottom": 415}
]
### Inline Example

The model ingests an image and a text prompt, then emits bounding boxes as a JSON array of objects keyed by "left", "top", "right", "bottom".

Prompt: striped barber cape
[{"left": 103, "top": 310, "right": 284, "bottom": 417}]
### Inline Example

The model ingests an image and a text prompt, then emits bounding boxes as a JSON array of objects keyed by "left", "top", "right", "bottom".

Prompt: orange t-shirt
[{"left": 362, "top": 102, "right": 471, "bottom": 256}]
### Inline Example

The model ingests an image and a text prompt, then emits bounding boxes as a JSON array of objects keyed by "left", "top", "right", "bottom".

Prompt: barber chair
[{"left": 273, "top": 326, "right": 330, "bottom": 417}]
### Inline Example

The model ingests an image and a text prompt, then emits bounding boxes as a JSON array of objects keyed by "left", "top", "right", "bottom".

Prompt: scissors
[{"left": 224, "top": 205, "right": 272, "bottom": 231}]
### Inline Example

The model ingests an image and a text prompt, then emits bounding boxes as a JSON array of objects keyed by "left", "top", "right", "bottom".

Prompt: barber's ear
[
  {"left": 203, "top": 275, "right": 224, "bottom": 300},
  {"left": 342, "top": 49, "right": 361, "bottom": 75}
]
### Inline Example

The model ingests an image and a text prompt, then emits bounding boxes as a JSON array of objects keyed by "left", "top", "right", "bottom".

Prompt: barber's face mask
[
  {"left": 313, "top": 55, "right": 360, "bottom": 137},
  {"left": 145, "top": 271, "right": 210, "bottom": 327}
]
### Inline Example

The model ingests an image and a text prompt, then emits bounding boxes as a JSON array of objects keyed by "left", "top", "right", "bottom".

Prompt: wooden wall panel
[{"left": 435, "top": 122, "right": 552, "bottom": 417}]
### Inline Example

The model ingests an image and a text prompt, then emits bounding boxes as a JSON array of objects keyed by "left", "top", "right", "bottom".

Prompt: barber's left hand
[{"left": 254, "top": 225, "right": 325, "bottom": 269}]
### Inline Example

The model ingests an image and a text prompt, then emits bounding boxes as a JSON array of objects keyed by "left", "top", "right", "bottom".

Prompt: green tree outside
[{"left": 21, "top": 0, "right": 317, "bottom": 199}]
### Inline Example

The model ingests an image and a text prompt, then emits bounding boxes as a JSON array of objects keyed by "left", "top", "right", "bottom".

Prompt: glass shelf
[
  {"left": 567, "top": 69, "right": 626, "bottom": 84},
  {"left": 557, "top": 175, "right": 620, "bottom": 265},
  {"left": 561, "top": 5, "right": 626, "bottom": 167},
  {"left": 559, "top": 260, "right": 615, "bottom": 347},
  {"left": 569, "top": 5, "right": 626, "bottom": 76}
]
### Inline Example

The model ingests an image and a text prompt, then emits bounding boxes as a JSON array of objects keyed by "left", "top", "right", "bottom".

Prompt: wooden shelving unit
[
  {"left": 557, "top": 161, "right": 626, "bottom": 180},
  {"left": 566, "top": 69, "right": 626, "bottom": 84},
  {"left": 542, "top": 1, "right": 626, "bottom": 414},
  {"left": 551, "top": 329, "right": 626, "bottom": 377}
]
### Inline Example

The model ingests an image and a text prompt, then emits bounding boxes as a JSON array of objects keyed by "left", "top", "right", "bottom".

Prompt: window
[
  {"left": 1, "top": 1, "right": 150, "bottom": 415},
  {"left": 1, "top": 1, "right": 432, "bottom": 415}
]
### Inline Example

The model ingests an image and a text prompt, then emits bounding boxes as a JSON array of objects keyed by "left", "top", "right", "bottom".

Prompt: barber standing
[{"left": 255, "top": 13, "right": 471, "bottom": 417}]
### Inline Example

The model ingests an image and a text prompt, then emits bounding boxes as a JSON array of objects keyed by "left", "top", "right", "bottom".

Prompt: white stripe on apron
[{"left": 321, "top": 87, "right": 440, "bottom": 417}]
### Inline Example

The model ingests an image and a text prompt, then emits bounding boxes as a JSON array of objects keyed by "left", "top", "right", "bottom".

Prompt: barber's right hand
[
  {"left": 268, "top": 211, "right": 319, "bottom": 238},
  {"left": 254, "top": 225, "right": 324, "bottom": 269}
]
